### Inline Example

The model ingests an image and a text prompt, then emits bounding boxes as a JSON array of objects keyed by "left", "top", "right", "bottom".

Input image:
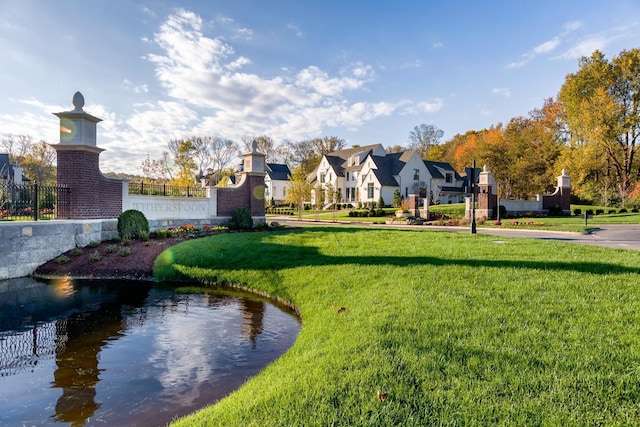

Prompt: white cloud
[
  {"left": 533, "top": 37, "right": 560, "bottom": 54},
  {"left": 400, "top": 98, "right": 443, "bottom": 115},
  {"left": 400, "top": 59, "right": 422, "bottom": 69},
  {"left": 288, "top": 24, "right": 304, "bottom": 38},
  {"left": 563, "top": 21, "right": 583, "bottom": 33},
  {"left": 140, "top": 9, "right": 399, "bottom": 145},
  {"left": 492, "top": 88, "right": 510, "bottom": 97},
  {"left": 557, "top": 34, "right": 612, "bottom": 60}
]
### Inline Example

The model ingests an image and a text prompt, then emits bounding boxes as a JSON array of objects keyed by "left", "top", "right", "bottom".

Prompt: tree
[
  {"left": 141, "top": 152, "right": 173, "bottom": 183},
  {"left": 190, "top": 136, "right": 238, "bottom": 177},
  {"left": 385, "top": 144, "right": 405, "bottom": 154},
  {"left": 1, "top": 134, "right": 56, "bottom": 184},
  {"left": 285, "top": 166, "right": 312, "bottom": 220},
  {"left": 408, "top": 124, "right": 444, "bottom": 159},
  {"left": 242, "top": 135, "right": 275, "bottom": 161},
  {"left": 559, "top": 49, "right": 640, "bottom": 206},
  {"left": 282, "top": 136, "right": 346, "bottom": 175},
  {"left": 167, "top": 139, "right": 197, "bottom": 186}
]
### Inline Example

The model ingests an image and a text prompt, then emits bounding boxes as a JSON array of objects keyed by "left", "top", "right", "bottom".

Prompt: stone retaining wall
[
  {"left": 0, "top": 220, "right": 118, "bottom": 280},
  {"left": 0, "top": 217, "right": 249, "bottom": 280}
]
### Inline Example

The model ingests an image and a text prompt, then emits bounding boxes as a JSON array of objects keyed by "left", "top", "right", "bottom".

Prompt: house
[
  {"left": 0, "top": 153, "right": 28, "bottom": 185},
  {"left": 425, "top": 161, "right": 467, "bottom": 204},
  {"left": 309, "top": 145, "right": 467, "bottom": 207},
  {"left": 264, "top": 163, "right": 292, "bottom": 205}
]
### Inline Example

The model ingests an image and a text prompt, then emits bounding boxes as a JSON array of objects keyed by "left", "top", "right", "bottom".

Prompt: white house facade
[
  {"left": 264, "top": 163, "right": 292, "bottom": 205},
  {"left": 309, "top": 145, "right": 466, "bottom": 207}
]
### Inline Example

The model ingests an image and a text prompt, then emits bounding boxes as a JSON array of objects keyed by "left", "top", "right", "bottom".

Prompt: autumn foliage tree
[{"left": 559, "top": 49, "right": 640, "bottom": 206}]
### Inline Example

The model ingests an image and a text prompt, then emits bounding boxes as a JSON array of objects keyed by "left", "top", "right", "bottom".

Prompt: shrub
[
  {"left": 608, "top": 209, "right": 617, "bottom": 214},
  {"left": 70, "top": 248, "right": 83, "bottom": 256},
  {"left": 493, "top": 205, "right": 507, "bottom": 219},
  {"left": 586, "top": 209, "right": 594, "bottom": 215},
  {"left": 111, "top": 235, "right": 122, "bottom": 243},
  {"left": 88, "top": 240, "right": 100, "bottom": 248},
  {"left": 55, "top": 255, "right": 70, "bottom": 264},
  {"left": 89, "top": 250, "right": 102, "bottom": 262},
  {"left": 118, "top": 209, "right": 149, "bottom": 240},
  {"left": 121, "top": 238, "right": 132, "bottom": 246},
  {"left": 632, "top": 208, "right": 639, "bottom": 213},
  {"left": 619, "top": 208, "right": 628, "bottom": 213},
  {"left": 153, "top": 229, "right": 173, "bottom": 239},
  {"left": 119, "top": 247, "right": 132, "bottom": 257},
  {"left": 229, "top": 207, "right": 253, "bottom": 230},
  {"left": 595, "top": 209, "right": 604, "bottom": 215},
  {"left": 548, "top": 205, "right": 563, "bottom": 216},
  {"left": 105, "top": 244, "right": 118, "bottom": 254},
  {"left": 573, "top": 208, "right": 582, "bottom": 216},
  {"left": 139, "top": 230, "right": 150, "bottom": 241}
]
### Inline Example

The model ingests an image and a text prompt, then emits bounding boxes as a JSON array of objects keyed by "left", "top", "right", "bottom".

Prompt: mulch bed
[{"left": 34, "top": 235, "right": 196, "bottom": 280}]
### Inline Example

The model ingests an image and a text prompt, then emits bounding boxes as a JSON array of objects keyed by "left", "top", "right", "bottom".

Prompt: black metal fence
[
  {"left": 128, "top": 181, "right": 207, "bottom": 198},
  {"left": 0, "top": 182, "right": 70, "bottom": 221}
]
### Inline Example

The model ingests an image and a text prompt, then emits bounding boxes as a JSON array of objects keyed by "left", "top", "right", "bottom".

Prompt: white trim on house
[{"left": 309, "top": 146, "right": 466, "bottom": 207}]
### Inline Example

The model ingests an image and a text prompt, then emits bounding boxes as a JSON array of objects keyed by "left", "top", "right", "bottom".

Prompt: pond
[{"left": 0, "top": 277, "right": 301, "bottom": 426}]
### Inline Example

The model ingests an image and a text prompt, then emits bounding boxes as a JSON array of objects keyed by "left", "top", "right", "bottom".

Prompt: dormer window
[
  {"left": 446, "top": 172, "right": 453, "bottom": 183},
  {"left": 320, "top": 173, "right": 326, "bottom": 184},
  {"left": 413, "top": 169, "right": 419, "bottom": 180}
]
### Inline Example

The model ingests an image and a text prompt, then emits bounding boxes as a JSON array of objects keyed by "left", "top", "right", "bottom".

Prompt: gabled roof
[
  {"left": 424, "top": 160, "right": 463, "bottom": 181},
  {"left": 321, "top": 144, "right": 384, "bottom": 177},
  {"left": 266, "top": 163, "right": 291, "bottom": 181},
  {"left": 367, "top": 151, "right": 417, "bottom": 186}
]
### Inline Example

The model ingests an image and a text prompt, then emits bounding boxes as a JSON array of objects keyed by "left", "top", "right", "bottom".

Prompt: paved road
[
  {"left": 474, "top": 223, "right": 640, "bottom": 251},
  {"left": 270, "top": 217, "right": 640, "bottom": 251}
]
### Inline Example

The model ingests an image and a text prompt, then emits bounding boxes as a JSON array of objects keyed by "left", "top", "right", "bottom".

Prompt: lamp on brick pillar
[{"left": 52, "top": 91, "right": 108, "bottom": 219}]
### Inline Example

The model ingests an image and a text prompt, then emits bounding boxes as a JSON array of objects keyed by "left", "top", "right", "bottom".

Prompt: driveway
[{"left": 270, "top": 217, "right": 640, "bottom": 251}]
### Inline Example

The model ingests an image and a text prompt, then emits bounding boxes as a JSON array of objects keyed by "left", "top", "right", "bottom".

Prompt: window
[
  {"left": 367, "top": 183, "right": 374, "bottom": 199},
  {"left": 446, "top": 172, "right": 453, "bottom": 183},
  {"left": 320, "top": 173, "right": 325, "bottom": 184},
  {"left": 352, "top": 172, "right": 356, "bottom": 181},
  {"left": 346, "top": 172, "right": 350, "bottom": 181},
  {"left": 413, "top": 169, "right": 419, "bottom": 180},
  {"left": 282, "top": 187, "right": 286, "bottom": 196}
]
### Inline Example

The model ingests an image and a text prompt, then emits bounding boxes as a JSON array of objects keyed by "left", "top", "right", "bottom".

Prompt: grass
[
  {"left": 273, "top": 203, "right": 640, "bottom": 233},
  {"left": 154, "top": 227, "right": 640, "bottom": 426}
]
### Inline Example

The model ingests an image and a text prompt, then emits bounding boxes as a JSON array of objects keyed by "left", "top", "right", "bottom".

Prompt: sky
[{"left": 1, "top": 1, "right": 639, "bottom": 175}]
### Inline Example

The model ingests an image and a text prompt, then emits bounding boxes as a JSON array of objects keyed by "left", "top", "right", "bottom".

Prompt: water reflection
[{"left": 0, "top": 277, "right": 300, "bottom": 427}]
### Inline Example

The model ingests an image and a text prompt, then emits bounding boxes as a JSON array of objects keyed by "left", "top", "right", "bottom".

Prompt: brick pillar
[
  {"left": 408, "top": 194, "right": 420, "bottom": 217},
  {"left": 52, "top": 92, "right": 123, "bottom": 219},
  {"left": 477, "top": 165, "right": 498, "bottom": 218}
]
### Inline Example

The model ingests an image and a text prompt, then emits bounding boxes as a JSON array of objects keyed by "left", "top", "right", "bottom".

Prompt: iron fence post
[{"left": 33, "top": 182, "right": 38, "bottom": 221}]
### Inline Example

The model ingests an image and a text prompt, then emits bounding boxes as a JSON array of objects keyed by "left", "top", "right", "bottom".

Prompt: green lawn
[
  {"left": 270, "top": 204, "right": 640, "bottom": 233},
  {"left": 155, "top": 228, "right": 640, "bottom": 426}
]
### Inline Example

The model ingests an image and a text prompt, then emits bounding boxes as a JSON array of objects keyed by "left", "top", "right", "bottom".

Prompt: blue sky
[{"left": 1, "top": 1, "right": 639, "bottom": 174}]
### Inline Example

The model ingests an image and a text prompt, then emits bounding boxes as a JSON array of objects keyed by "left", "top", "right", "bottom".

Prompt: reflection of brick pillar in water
[
  {"left": 52, "top": 92, "right": 123, "bottom": 219},
  {"left": 239, "top": 298, "right": 265, "bottom": 349},
  {"left": 52, "top": 285, "right": 150, "bottom": 425}
]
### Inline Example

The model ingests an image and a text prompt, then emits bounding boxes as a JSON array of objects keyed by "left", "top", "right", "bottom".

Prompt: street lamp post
[{"left": 470, "top": 160, "right": 476, "bottom": 234}]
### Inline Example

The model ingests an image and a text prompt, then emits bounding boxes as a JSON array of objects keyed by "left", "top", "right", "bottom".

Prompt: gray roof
[
  {"left": 322, "top": 143, "right": 383, "bottom": 177},
  {"left": 424, "top": 160, "right": 462, "bottom": 181},
  {"left": 266, "top": 163, "right": 291, "bottom": 180},
  {"left": 0, "top": 153, "right": 14, "bottom": 180}
]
